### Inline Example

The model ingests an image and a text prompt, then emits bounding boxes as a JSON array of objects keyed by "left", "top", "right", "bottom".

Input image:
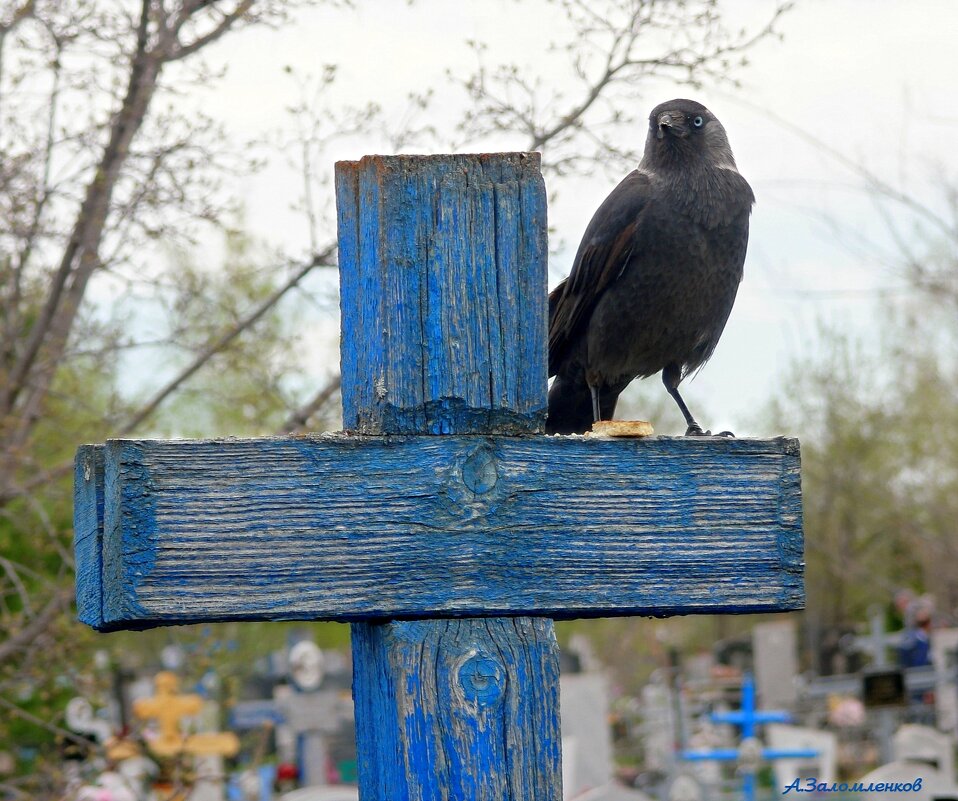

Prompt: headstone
[
  {"left": 856, "top": 760, "right": 957, "bottom": 801},
  {"left": 274, "top": 683, "right": 353, "bottom": 786},
  {"left": 272, "top": 684, "right": 299, "bottom": 770},
  {"left": 115, "top": 755, "right": 158, "bottom": 798},
  {"left": 667, "top": 774, "right": 705, "bottom": 801},
  {"left": 893, "top": 725, "right": 954, "bottom": 784},
  {"left": 191, "top": 755, "right": 227, "bottom": 801},
  {"left": 66, "top": 696, "right": 113, "bottom": 743},
  {"left": 289, "top": 640, "right": 325, "bottom": 692},
  {"left": 855, "top": 608, "right": 905, "bottom": 764},
  {"left": 767, "top": 724, "right": 837, "bottom": 792},
  {"left": 560, "top": 672, "right": 614, "bottom": 798},
  {"left": 932, "top": 628, "right": 958, "bottom": 739},
  {"left": 682, "top": 651, "right": 714, "bottom": 684},
  {"left": 681, "top": 674, "right": 817, "bottom": 801},
  {"left": 639, "top": 678, "right": 677, "bottom": 776},
  {"left": 683, "top": 719, "right": 723, "bottom": 787},
  {"left": 561, "top": 737, "right": 578, "bottom": 801},
  {"left": 753, "top": 620, "right": 798, "bottom": 709}
]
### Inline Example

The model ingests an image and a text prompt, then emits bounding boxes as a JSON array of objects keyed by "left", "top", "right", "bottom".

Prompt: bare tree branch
[
  {"left": 117, "top": 245, "right": 336, "bottom": 436},
  {"left": 735, "top": 95, "right": 956, "bottom": 242},
  {"left": 2, "top": 0, "right": 157, "bottom": 419},
  {"left": 2, "top": 36, "right": 64, "bottom": 369},
  {"left": 456, "top": 0, "right": 794, "bottom": 175},
  {"left": 0, "top": 690, "right": 99, "bottom": 752},
  {"left": 281, "top": 373, "right": 341, "bottom": 433},
  {"left": 0, "top": 558, "right": 33, "bottom": 615},
  {"left": 166, "top": 0, "right": 255, "bottom": 62},
  {"left": 0, "top": 246, "right": 337, "bottom": 506},
  {"left": 0, "top": 587, "right": 72, "bottom": 664}
]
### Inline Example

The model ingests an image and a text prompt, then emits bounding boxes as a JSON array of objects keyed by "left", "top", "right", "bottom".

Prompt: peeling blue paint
[
  {"left": 83, "top": 433, "right": 804, "bottom": 629},
  {"left": 72, "top": 153, "right": 805, "bottom": 800},
  {"left": 103, "top": 441, "right": 157, "bottom": 624},
  {"left": 335, "top": 154, "right": 548, "bottom": 436},
  {"left": 339, "top": 154, "right": 561, "bottom": 801},
  {"left": 74, "top": 445, "right": 104, "bottom": 628}
]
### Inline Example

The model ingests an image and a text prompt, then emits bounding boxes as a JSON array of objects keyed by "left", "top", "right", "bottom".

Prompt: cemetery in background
[{"left": 3, "top": 2, "right": 958, "bottom": 800}]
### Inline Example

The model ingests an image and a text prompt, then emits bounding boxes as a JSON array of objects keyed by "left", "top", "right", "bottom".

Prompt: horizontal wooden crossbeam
[{"left": 74, "top": 435, "right": 804, "bottom": 631}]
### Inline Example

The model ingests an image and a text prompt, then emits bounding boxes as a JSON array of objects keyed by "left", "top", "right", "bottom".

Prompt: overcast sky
[{"left": 167, "top": 0, "right": 958, "bottom": 435}]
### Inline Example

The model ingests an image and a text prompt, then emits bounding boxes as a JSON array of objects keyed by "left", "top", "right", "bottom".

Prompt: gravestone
[
  {"left": 856, "top": 761, "right": 957, "bottom": 801},
  {"left": 132, "top": 672, "right": 239, "bottom": 759},
  {"left": 560, "top": 672, "right": 614, "bottom": 797},
  {"left": 753, "top": 620, "right": 798, "bottom": 709},
  {"left": 932, "top": 628, "right": 958, "bottom": 739},
  {"left": 66, "top": 697, "right": 113, "bottom": 744},
  {"left": 854, "top": 721, "right": 958, "bottom": 801},
  {"left": 893, "top": 725, "right": 954, "bottom": 784},
  {"left": 639, "top": 679, "right": 675, "bottom": 775},
  {"left": 767, "top": 724, "right": 836, "bottom": 792}
]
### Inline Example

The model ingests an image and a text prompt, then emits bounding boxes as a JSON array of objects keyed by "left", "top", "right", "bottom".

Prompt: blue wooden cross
[
  {"left": 682, "top": 673, "right": 818, "bottom": 801},
  {"left": 74, "top": 153, "right": 804, "bottom": 801}
]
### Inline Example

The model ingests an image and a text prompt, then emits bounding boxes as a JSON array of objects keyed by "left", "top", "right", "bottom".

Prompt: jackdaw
[{"left": 546, "top": 99, "right": 754, "bottom": 435}]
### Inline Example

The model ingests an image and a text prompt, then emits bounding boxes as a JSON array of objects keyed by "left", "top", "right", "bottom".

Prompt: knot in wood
[
  {"left": 461, "top": 445, "right": 498, "bottom": 494},
  {"left": 436, "top": 441, "right": 507, "bottom": 524},
  {"left": 456, "top": 652, "right": 505, "bottom": 708}
]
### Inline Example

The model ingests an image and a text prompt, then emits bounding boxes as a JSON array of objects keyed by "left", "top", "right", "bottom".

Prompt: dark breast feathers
[{"left": 546, "top": 166, "right": 753, "bottom": 435}]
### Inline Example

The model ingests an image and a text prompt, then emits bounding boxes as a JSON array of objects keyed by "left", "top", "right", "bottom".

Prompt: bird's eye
[{"left": 692, "top": 116, "right": 704, "bottom": 128}]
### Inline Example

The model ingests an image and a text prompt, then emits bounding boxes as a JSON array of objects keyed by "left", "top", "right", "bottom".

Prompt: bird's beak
[{"left": 657, "top": 111, "right": 688, "bottom": 140}]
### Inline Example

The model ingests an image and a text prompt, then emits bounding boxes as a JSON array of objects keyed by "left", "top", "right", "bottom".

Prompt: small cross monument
[
  {"left": 133, "top": 672, "right": 240, "bottom": 759},
  {"left": 75, "top": 153, "right": 804, "bottom": 800},
  {"left": 682, "top": 673, "right": 818, "bottom": 801}
]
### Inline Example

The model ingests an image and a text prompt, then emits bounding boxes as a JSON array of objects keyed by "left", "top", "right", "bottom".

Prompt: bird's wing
[{"left": 548, "top": 169, "right": 652, "bottom": 376}]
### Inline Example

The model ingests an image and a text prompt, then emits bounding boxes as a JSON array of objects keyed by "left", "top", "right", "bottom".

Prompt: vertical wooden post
[{"left": 335, "top": 154, "right": 559, "bottom": 800}]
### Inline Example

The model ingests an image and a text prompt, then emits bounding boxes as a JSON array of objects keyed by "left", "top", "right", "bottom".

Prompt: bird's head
[{"left": 643, "top": 99, "right": 736, "bottom": 170}]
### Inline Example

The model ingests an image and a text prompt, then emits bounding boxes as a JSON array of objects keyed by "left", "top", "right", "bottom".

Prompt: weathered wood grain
[
  {"left": 352, "top": 617, "right": 561, "bottom": 801},
  {"left": 335, "top": 154, "right": 548, "bottom": 436},
  {"left": 72, "top": 152, "right": 806, "bottom": 801},
  {"left": 74, "top": 444, "right": 105, "bottom": 628},
  {"left": 336, "top": 154, "right": 561, "bottom": 801},
  {"left": 80, "top": 434, "right": 803, "bottom": 629}
]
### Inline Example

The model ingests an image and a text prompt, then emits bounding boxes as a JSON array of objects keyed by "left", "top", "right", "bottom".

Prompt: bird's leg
[
  {"left": 662, "top": 364, "right": 710, "bottom": 437},
  {"left": 589, "top": 383, "right": 601, "bottom": 424},
  {"left": 669, "top": 386, "right": 707, "bottom": 436}
]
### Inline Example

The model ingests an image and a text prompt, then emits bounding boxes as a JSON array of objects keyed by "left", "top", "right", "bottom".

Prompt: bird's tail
[
  {"left": 547, "top": 278, "right": 597, "bottom": 434},
  {"left": 547, "top": 367, "right": 630, "bottom": 434},
  {"left": 546, "top": 373, "right": 596, "bottom": 435}
]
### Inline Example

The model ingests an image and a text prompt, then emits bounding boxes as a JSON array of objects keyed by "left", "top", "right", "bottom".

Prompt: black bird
[{"left": 546, "top": 99, "right": 754, "bottom": 436}]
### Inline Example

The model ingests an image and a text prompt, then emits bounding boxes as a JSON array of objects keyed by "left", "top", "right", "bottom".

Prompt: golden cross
[{"left": 133, "top": 671, "right": 239, "bottom": 758}]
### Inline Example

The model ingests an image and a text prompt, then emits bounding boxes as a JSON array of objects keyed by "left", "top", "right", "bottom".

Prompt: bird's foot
[{"left": 684, "top": 425, "right": 736, "bottom": 438}]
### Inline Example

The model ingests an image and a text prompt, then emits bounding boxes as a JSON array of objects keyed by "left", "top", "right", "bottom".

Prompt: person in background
[{"left": 898, "top": 596, "right": 933, "bottom": 669}]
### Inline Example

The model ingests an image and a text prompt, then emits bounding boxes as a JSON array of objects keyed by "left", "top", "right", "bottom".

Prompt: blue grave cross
[
  {"left": 74, "top": 153, "right": 805, "bottom": 801},
  {"left": 682, "top": 673, "right": 818, "bottom": 801}
]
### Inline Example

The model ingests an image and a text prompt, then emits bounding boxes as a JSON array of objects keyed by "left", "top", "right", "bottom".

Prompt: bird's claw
[{"left": 684, "top": 425, "right": 736, "bottom": 438}]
